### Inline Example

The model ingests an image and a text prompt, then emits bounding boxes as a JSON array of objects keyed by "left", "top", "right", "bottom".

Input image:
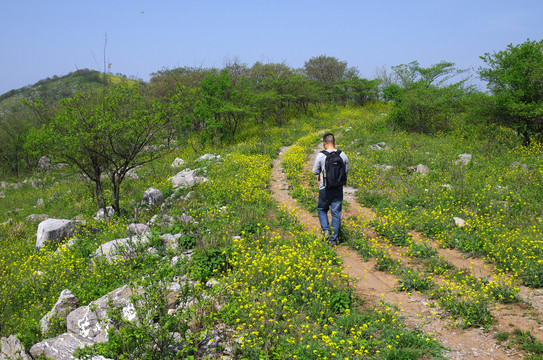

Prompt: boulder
[
  {"left": 407, "top": 164, "right": 429, "bottom": 175},
  {"left": 66, "top": 285, "right": 137, "bottom": 344},
  {"left": 93, "top": 236, "right": 149, "bottom": 263},
  {"left": 29, "top": 332, "right": 95, "bottom": 360},
  {"left": 126, "top": 223, "right": 150, "bottom": 236},
  {"left": 454, "top": 153, "right": 472, "bottom": 166},
  {"left": 38, "top": 156, "right": 51, "bottom": 171},
  {"left": 141, "top": 187, "right": 164, "bottom": 207},
  {"left": 36, "top": 219, "right": 75, "bottom": 248},
  {"left": 0, "top": 334, "right": 31, "bottom": 360},
  {"left": 171, "top": 157, "right": 185, "bottom": 168},
  {"left": 169, "top": 170, "right": 207, "bottom": 189},
  {"left": 26, "top": 214, "right": 50, "bottom": 224},
  {"left": 40, "top": 289, "right": 79, "bottom": 335},
  {"left": 95, "top": 206, "right": 115, "bottom": 220}
]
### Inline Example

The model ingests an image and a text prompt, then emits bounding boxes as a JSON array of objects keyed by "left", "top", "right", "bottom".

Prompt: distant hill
[{"left": 0, "top": 69, "right": 142, "bottom": 115}]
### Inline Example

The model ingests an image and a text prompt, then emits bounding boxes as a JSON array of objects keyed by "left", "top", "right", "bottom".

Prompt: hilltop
[{"left": 0, "top": 69, "right": 142, "bottom": 115}]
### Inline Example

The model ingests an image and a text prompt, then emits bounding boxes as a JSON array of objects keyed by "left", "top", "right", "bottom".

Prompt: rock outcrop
[
  {"left": 40, "top": 289, "right": 79, "bottom": 335},
  {"left": 95, "top": 207, "right": 115, "bottom": 220},
  {"left": 66, "top": 285, "right": 137, "bottom": 343},
  {"left": 141, "top": 187, "right": 164, "bottom": 207},
  {"left": 169, "top": 170, "right": 207, "bottom": 189},
  {"left": 29, "top": 332, "right": 97, "bottom": 360},
  {"left": 93, "top": 236, "right": 149, "bottom": 263},
  {"left": 36, "top": 219, "right": 75, "bottom": 248},
  {"left": 0, "top": 334, "right": 31, "bottom": 360},
  {"left": 171, "top": 157, "right": 185, "bottom": 168},
  {"left": 126, "top": 223, "right": 150, "bottom": 236}
]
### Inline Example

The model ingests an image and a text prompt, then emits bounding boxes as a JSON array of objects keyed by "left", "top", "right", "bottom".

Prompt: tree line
[{"left": 0, "top": 39, "right": 542, "bottom": 212}]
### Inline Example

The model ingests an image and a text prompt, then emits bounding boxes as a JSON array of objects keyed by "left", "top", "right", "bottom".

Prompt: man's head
[{"left": 323, "top": 133, "right": 335, "bottom": 148}]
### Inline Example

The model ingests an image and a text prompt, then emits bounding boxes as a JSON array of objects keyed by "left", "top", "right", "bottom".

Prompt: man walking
[{"left": 312, "top": 133, "right": 349, "bottom": 246}]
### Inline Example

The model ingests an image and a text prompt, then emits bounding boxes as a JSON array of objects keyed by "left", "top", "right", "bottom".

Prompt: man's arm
[
  {"left": 312, "top": 153, "right": 323, "bottom": 175},
  {"left": 313, "top": 153, "right": 323, "bottom": 184}
]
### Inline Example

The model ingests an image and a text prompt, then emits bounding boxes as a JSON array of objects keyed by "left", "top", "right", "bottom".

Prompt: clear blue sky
[{"left": 1, "top": 0, "right": 542, "bottom": 94}]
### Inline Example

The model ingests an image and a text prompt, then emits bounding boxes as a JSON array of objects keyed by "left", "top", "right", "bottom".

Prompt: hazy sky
[{"left": 1, "top": 0, "right": 542, "bottom": 94}]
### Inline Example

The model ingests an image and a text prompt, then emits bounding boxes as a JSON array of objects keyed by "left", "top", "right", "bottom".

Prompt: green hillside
[{"left": 0, "top": 69, "right": 141, "bottom": 115}]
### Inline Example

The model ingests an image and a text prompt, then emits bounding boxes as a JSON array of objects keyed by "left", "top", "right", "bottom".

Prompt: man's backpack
[{"left": 322, "top": 150, "right": 347, "bottom": 188}]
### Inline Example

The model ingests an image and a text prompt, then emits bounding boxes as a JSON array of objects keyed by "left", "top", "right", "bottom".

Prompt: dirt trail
[{"left": 270, "top": 144, "right": 536, "bottom": 360}]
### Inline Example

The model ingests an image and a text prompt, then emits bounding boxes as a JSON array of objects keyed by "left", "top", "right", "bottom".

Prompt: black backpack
[{"left": 322, "top": 150, "right": 347, "bottom": 188}]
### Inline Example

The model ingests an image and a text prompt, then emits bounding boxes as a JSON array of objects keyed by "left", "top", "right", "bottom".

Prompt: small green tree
[
  {"left": 196, "top": 70, "right": 252, "bottom": 142},
  {"left": 385, "top": 61, "right": 470, "bottom": 133},
  {"left": 479, "top": 39, "right": 543, "bottom": 144},
  {"left": 26, "top": 83, "right": 175, "bottom": 212}
]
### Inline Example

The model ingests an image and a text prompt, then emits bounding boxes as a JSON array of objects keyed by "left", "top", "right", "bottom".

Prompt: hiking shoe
[{"left": 321, "top": 230, "right": 331, "bottom": 241}]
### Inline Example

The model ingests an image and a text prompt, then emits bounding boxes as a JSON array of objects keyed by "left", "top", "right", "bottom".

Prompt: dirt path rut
[{"left": 271, "top": 145, "right": 530, "bottom": 360}]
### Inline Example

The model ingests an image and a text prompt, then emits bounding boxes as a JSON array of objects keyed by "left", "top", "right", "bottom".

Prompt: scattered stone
[
  {"left": 206, "top": 279, "right": 220, "bottom": 288},
  {"left": 126, "top": 223, "right": 150, "bottom": 236},
  {"left": 146, "top": 247, "right": 158, "bottom": 256},
  {"left": 0, "top": 334, "right": 31, "bottom": 360},
  {"left": 0, "top": 181, "right": 6, "bottom": 189},
  {"left": 0, "top": 190, "right": 4, "bottom": 199},
  {"left": 511, "top": 161, "right": 529, "bottom": 172},
  {"left": 40, "top": 289, "right": 79, "bottom": 335},
  {"left": 171, "top": 157, "right": 185, "bottom": 168},
  {"left": 161, "top": 233, "right": 182, "bottom": 249},
  {"left": 407, "top": 164, "right": 429, "bottom": 175},
  {"left": 1, "top": 218, "right": 13, "bottom": 226},
  {"left": 141, "top": 187, "right": 164, "bottom": 207},
  {"left": 36, "top": 198, "right": 44, "bottom": 206},
  {"left": 66, "top": 285, "right": 138, "bottom": 343},
  {"left": 372, "top": 164, "right": 393, "bottom": 171},
  {"left": 149, "top": 214, "right": 175, "bottom": 228},
  {"left": 49, "top": 191, "right": 59, "bottom": 200},
  {"left": 453, "top": 217, "right": 467, "bottom": 228},
  {"left": 441, "top": 184, "right": 453, "bottom": 190},
  {"left": 11, "top": 182, "right": 22, "bottom": 190},
  {"left": 169, "top": 170, "right": 207, "bottom": 189},
  {"left": 96, "top": 206, "right": 115, "bottom": 220},
  {"left": 93, "top": 236, "right": 149, "bottom": 263},
  {"left": 26, "top": 214, "right": 50, "bottom": 224},
  {"left": 125, "top": 170, "right": 139, "bottom": 180},
  {"left": 369, "top": 143, "right": 385, "bottom": 151},
  {"left": 36, "top": 219, "right": 75, "bottom": 248},
  {"left": 495, "top": 185, "right": 509, "bottom": 192},
  {"left": 454, "top": 153, "right": 472, "bottom": 166},
  {"left": 178, "top": 213, "right": 195, "bottom": 224},
  {"left": 38, "top": 156, "right": 51, "bottom": 171},
  {"left": 31, "top": 179, "right": 43, "bottom": 188},
  {"left": 197, "top": 153, "right": 220, "bottom": 162}
]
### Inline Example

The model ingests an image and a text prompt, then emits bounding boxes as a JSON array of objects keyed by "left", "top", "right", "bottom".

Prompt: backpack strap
[{"left": 321, "top": 150, "right": 342, "bottom": 156}]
